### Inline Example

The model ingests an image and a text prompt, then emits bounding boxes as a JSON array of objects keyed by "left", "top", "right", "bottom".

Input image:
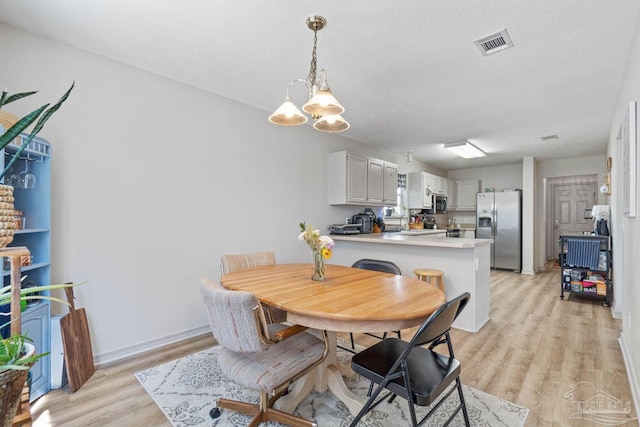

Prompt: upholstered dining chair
[
  {"left": 200, "top": 278, "right": 328, "bottom": 427},
  {"left": 344, "top": 259, "right": 402, "bottom": 352},
  {"left": 349, "top": 292, "right": 471, "bottom": 427},
  {"left": 220, "top": 251, "right": 287, "bottom": 323}
]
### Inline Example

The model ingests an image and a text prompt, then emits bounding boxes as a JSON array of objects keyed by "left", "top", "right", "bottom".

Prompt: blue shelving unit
[{"left": 1, "top": 134, "right": 51, "bottom": 401}]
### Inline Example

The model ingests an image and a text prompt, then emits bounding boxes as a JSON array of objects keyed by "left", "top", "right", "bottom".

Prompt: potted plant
[
  {"left": 0, "top": 280, "right": 82, "bottom": 425},
  {"left": 0, "top": 84, "right": 76, "bottom": 424}
]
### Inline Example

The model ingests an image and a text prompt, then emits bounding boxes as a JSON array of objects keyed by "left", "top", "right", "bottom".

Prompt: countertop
[
  {"left": 331, "top": 232, "right": 492, "bottom": 248},
  {"left": 437, "top": 223, "right": 476, "bottom": 230},
  {"left": 398, "top": 229, "right": 446, "bottom": 236}
]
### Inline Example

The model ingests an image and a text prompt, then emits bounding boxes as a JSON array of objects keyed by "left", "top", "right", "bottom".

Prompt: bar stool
[{"left": 413, "top": 268, "right": 446, "bottom": 296}]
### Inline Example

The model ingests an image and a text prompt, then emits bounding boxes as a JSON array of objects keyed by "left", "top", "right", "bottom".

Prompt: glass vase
[{"left": 312, "top": 250, "right": 325, "bottom": 281}]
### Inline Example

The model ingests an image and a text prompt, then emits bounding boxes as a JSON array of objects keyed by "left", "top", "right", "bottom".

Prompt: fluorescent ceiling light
[{"left": 444, "top": 141, "right": 486, "bottom": 159}]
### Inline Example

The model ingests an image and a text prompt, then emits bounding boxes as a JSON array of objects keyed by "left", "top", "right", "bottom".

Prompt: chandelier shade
[
  {"left": 268, "top": 97, "right": 308, "bottom": 126},
  {"left": 313, "top": 114, "right": 350, "bottom": 132},
  {"left": 269, "top": 15, "right": 349, "bottom": 133},
  {"left": 302, "top": 87, "right": 344, "bottom": 116}
]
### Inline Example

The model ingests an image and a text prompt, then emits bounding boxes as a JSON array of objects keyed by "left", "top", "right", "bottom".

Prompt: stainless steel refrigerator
[{"left": 477, "top": 190, "right": 522, "bottom": 271}]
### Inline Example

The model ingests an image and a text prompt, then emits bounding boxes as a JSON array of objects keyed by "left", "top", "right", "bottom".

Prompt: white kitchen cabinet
[
  {"left": 442, "top": 178, "right": 451, "bottom": 199},
  {"left": 407, "top": 172, "right": 433, "bottom": 209},
  {"left": 448, "top": 180, "right": 457, "bottom": 209},
  {"left": 433, "top": 176, "right": 447, "bottom": 195},
  {"left": 347, "top": 154, "right": 368, "bottom": 203},
  {"left": 367, "top": 158, "right": 384, "bottom": 204},
  {"left": 382, "top": 162, "right": 398, "bottom": 205},
  {"left": 463, "top": 229, "right": 476, "bottom": 238},
  {"left": 456, "top": 180, "right": 480, "bottom": 210},
  {"left": 328, "top": 151, "right": 398, "bottom": 206},
  {"left": 407, "top": 172, "right": 450, "bottom": 208}
]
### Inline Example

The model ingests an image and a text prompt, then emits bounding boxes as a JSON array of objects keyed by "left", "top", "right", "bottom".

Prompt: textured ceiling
[{"left": 1, "top": 1, "right": 639, "bottom": 170}]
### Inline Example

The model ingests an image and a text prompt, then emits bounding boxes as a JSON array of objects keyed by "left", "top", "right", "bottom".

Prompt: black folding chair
[
  {"left": 340, "top": 259, "right": 402, "bottom": 353},
  {"left": 349, "top": 292, "right": 471, "bottom": 427}
]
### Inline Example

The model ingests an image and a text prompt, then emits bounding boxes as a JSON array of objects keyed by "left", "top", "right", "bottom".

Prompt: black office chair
[
  {"left": 349, "top": 292, "right": 471, "bottom": 427},
  {"left": 343, "top": 259, "right": 402, "bottom": 352}
]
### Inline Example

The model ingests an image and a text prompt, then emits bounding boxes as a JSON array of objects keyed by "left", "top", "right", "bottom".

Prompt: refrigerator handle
[{"left": 492, "top": 203, "right": 497, "bottom": 236}]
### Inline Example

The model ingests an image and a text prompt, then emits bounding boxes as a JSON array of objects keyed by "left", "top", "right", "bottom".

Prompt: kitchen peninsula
[{"left": 330, "top": 233, "right": 493, "bottom": 332}]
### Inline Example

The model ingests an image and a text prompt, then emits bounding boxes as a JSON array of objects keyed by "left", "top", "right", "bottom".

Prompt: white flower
[{"left": 319, "top": 235, "right": 335, "bottom": 249}]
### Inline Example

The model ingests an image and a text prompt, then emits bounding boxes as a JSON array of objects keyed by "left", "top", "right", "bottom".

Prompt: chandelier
[{"left": 269, "top": 16, "right": 349, "bottom": 133}]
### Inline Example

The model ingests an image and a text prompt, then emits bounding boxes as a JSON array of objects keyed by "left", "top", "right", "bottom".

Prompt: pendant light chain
[{"left": 307, "top": 28, "right": 318, "bottom": 87}]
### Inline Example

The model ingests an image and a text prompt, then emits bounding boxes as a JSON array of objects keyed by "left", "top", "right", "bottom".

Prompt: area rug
[{"left": 136, "top": 344, "right": 529, "bottom": 426}]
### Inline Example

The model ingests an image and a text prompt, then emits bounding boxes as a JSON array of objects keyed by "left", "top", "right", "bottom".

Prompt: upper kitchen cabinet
[
  {"left": 454, "top": 180, "right": 480, "bottom": 210},
  {"left": 407, "top": 171, "right": 449, "bottom": 209},
  {"left": 431, "top": 175, "right": 448, "bottom": 196},
  {"left": 448, "top": 180, "right": 457, "bottom": 210},
  {"left": 328, "top": 151, "right": 398, "bottom": 206},
  {"left": 407, "top": 172, "right": 433, "bottom": 209},
  {"left": 382, "top": 162, "right": 398, "bottom": 205}
]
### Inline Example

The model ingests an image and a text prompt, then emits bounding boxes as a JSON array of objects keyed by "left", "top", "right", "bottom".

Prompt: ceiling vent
[
  {"left": 540, "top": 134, "right": 559, "bottom": 142},
  {"left": 474, "top": 29, "right": 514, "bottom": 56}
]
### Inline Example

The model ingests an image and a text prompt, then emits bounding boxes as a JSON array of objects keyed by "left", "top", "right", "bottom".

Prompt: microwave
[{"left": 426, "top": 194, "right": 447, "bottom": 214}]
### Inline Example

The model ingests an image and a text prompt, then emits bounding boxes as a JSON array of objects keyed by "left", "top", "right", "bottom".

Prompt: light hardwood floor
[{"left": 32, "top": 264, "right": 636, "bottom": 426}]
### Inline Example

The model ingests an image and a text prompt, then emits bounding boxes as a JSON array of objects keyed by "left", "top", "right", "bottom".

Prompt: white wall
[
  {"left": 607, "top": 11, "right": 640, "bottom": 412},
  {"left": 448, "top": 162, "right": 523, "bottom": 191},
  {"left": 0, "top": 24, "right": 404, "bottom": 362}
]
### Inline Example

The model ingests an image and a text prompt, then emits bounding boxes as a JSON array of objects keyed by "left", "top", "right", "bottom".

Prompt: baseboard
[
  {"left": 619, "top": 332, "right": 640, "bottom": 418},
  {"left": 94, "top": 325, "right": 211, "bottom": 367},
  {"left": 611, "top": 305, "right": 623, "bottom": 320}
]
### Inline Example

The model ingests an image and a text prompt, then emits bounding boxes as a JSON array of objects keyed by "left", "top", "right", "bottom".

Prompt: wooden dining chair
[
  {"left": 343, "top": 259, "right": 402, "bottom": 352},
  {"left": 220, "top": 251, "right": 287, "bottom": 323},
  {"left": 200, "top": 279, "right": 328, "bottom": 427},
  {"left": 349, "top": 292, "right": 471, "bottom": 427}
]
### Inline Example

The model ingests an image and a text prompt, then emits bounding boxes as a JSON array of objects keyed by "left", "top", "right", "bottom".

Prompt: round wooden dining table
[{"left": 220, "top": 263, "right": 446, "bottom": 416}]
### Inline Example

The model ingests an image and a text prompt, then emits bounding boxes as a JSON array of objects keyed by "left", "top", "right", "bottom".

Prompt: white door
[{"left": 553, "top": 183, "right": 596, "bottom": 253}]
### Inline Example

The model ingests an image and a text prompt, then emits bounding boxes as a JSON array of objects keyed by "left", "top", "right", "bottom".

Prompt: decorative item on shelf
[
  {"left": 0, "top": 186, "right": 16, "bottom": 249},
  {"left": 298, "top": 222, "right": 334, "bottom": 281},
  {"left": 12, "top": 210, "right": 23, "bottom": 231},
  {"left": 269, "top": 16, "right": 349, "bottom": 133}
]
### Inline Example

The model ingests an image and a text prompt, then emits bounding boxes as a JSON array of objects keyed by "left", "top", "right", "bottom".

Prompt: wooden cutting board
[{"left": 60, "top": 285, "right": 95, "bottom": 392}]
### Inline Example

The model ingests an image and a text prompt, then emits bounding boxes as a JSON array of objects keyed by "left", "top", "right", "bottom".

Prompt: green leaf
[
  {"left": 28, "top": 81, "right": 74, "bottom": 138},
  {"left": 0, "top": 82, "right": 74, "bottom": 181},
  {"left": 0, "top": 90, "right": 37, "bottom": 109},
  {"left": 0, "top": 106, "right": 48, "bottom": 149}
]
